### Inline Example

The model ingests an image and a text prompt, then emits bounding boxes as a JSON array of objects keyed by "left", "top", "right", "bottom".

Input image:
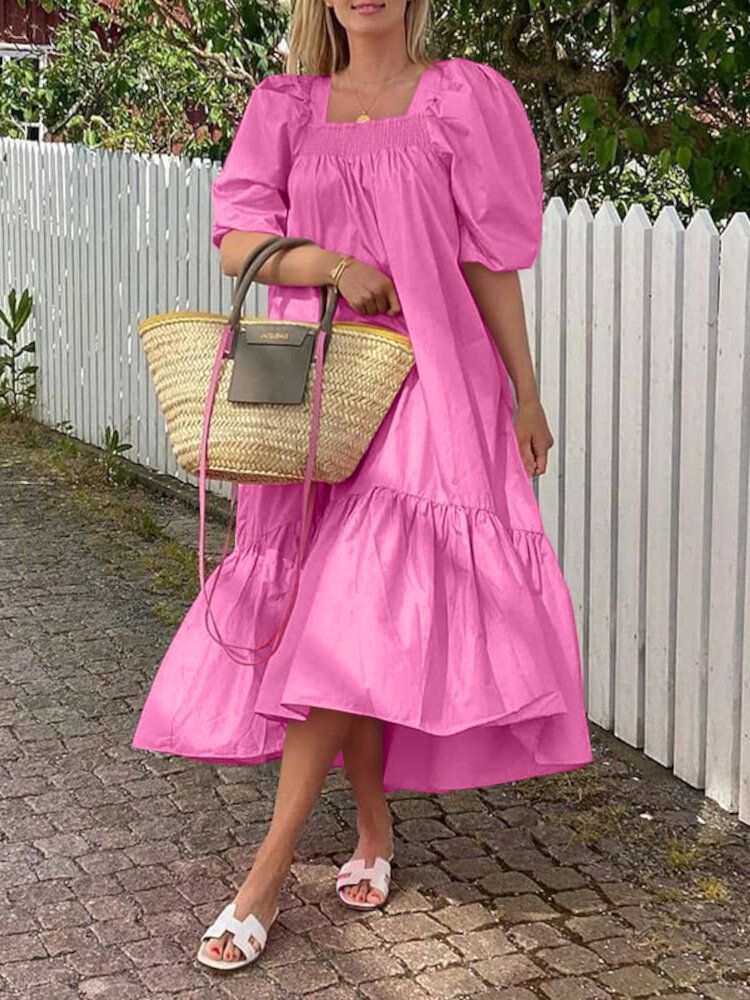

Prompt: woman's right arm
[
  {"left": 219, "top": 230, "right": 402, "bottom": 317},
  {"left": 218, "top": 229, "right": 341, "bottom": 287}
]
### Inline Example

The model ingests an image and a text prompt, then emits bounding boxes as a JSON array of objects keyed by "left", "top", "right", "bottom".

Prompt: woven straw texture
[{"left": 139, "top": 313, "right": 415, "bottom": 483}]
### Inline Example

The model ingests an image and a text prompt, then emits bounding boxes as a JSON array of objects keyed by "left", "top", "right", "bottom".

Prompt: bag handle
[
  {"left": 197, "top": 235, "right": 341, "bottom": 666},
  {"left": 229, "top": 236, "right": 341, "bottom": 339}
]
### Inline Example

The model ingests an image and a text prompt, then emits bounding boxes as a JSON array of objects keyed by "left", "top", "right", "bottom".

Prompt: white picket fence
[{"left": 2, "top": 136, "right": 750, "bottom": 824}]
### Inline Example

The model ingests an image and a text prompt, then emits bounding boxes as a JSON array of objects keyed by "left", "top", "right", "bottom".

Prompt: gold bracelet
[{"left": 330, "top": 254, "right": 354, "bottom": 288}]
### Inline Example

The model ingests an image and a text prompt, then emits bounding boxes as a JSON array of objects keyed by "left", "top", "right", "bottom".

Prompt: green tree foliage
[
  {"left": 432, "top": 0, "right": 749, "bottom": 218},
  {"left": 1, "top": 0, "right": 747, "bottom": 217}
]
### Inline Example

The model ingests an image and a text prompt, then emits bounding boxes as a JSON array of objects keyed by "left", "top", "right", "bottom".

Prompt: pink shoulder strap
[{"left": 196, "top": 319, "right": 328, "bottom": 667}]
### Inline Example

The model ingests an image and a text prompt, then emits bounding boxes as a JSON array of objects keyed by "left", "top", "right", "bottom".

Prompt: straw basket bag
[{"left": 139, "top": 235, "right": 415, "bottom": 665}]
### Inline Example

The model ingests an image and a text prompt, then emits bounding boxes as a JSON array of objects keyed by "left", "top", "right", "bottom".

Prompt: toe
[
  {"left": 208, "top": 934, "right": 226, "bottom": 958},
  {"left": 367, "top": 888, "right": 384, "bottom": 905}
]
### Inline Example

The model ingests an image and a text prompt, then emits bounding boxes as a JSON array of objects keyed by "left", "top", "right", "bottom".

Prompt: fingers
[
  {"left": 339, "top": 265, "right": 401, "bottom": 318},
  {"left": 518, "top": 438, "right": 537, "bottom": 477},
  {"left": 532, "top": 431, "right": 553, "bottom": 476}
]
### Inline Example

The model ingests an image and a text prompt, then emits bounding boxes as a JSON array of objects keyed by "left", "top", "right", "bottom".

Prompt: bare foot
[
  {"left": 202, "top": 865, "right": 282, "bottom": 964},
  {"left": 340, "top": 810, "right": 394, "bottom": 906}
]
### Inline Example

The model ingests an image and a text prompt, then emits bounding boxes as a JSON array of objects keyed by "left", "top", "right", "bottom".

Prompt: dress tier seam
[{"left": 236, "top": 484, "right": 546, "bottom": 552}]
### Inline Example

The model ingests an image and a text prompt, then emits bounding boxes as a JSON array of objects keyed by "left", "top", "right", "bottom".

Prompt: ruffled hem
[{"left": 131, "top": 483, "right": 593, "bottom": 792}]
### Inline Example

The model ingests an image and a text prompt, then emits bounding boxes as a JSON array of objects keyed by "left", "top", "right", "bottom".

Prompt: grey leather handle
[{"left": 229, "top": 235, "right": 340, "bottom": 334}]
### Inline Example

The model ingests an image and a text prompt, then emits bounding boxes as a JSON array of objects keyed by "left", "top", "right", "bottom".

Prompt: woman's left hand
[{"left": 513, "top": 398, "right": 554, "bottom": 477}]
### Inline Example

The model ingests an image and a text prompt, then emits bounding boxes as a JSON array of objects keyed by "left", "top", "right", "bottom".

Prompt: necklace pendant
[{"left": 355, "top": 112, "right": 370, "bottom": 122}]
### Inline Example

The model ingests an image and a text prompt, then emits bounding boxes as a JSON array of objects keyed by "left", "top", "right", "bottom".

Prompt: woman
[{"left": 132, "top": 0, "right": 593, "bottom": 972}]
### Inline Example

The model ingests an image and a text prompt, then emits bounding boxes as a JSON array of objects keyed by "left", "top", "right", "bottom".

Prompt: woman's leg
[
  {"left": 340, "top": 716, "right": 394, "bottom": 905},
  {"left": 204, "top": 707, "right": 355, "bottom": 963}
]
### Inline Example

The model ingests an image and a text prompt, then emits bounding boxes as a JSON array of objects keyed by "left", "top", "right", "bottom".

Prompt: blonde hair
[{"left": 284, "top": 0, "right": 433, "bottom": 76}]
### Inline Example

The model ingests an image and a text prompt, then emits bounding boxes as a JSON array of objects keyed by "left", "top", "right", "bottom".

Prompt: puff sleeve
[
  {"left": 211, "top": 77, "right": 292, "bottom": 250},
  {"left": 446, "top": 61, "right": 543, "bottom": 272}
]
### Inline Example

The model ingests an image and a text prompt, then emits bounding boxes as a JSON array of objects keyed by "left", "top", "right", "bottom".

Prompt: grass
[
  {"left": 1, "top": 412, "right": 207, "bottom": 615},
  {"left": 693, "top": 875, "right": 730, "bottom": 901},
  {"left": 664, "top": 837, "right": 709, "bottom": 870},
  {"left": 554, "top": 803, "right": 631, "bottom": 845}
]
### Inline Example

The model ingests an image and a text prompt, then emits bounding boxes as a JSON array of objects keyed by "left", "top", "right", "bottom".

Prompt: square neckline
[{"left": 317, "top": 59, "right": 440, "bottom": 127}]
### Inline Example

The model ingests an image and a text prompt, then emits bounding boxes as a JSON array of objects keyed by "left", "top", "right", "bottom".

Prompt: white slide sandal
[
  {"left": 336, "top": 854, "right": 393, "bottom": 910},
  {"left": 196, "top": 902, "right": 279, "bottom": 971}
]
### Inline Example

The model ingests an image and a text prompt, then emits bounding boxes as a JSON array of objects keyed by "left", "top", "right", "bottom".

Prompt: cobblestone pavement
[{"left": 1, "top": 420, "right": 750, "bottom": 1000}]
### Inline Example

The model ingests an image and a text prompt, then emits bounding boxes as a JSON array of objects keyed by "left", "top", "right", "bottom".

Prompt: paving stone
[
  {"left": 539, "top": 977, "right": 610, "bottom": 999},
  {"left": 508, "top": 922, "right": 569, "bottom": 951},
  {"left": 308, "top": 984, "right": 357, "bottom": 1000},
  {"left": 537, "top": 943, "right": 608, "bottom": 976},
  {"left": 78, "top": 976, "right": 145, "bottom": 999},
  {"left": 384, "top": 887, "right": 434, "bottom": 913},
  {"left": 391, "top": 938, "right": 462, "bottom": 971},
  {"left": 500, "top": 807, "right": 542, "bottom": 827},
  {"left": 33, "top": 832, "right": 90, "bottom": 857},
  {"left": 714, "top": 946, "right": 750, "bottom": 977},
  {"left": 432, "top": 881, "right": 487, "bottom": 905},
  {"left": 280, "top": 904, "right": 332, "bottom": 934},
  {"left": 442, "top": 856, "right": 500, "bottom": 881},
  {"left": 371, "top": 912, "right": 446, "bottom": 943},
  {"left": 36, "top": 898, "right": 91, "bottom": 930},
  {"left": 701, "top": 985, "right": 750, "bottom": 1000},
  {"left": 309, "top": 922, "right": 380, "bottom": 952},
  {"left": 0, "top": 932, "right": 47, "bottom": 964},
  {"left": 494, "top": 894, "right": 560, "bottom": 923},
  {"left": 67, "top": 944, "right": 134, "bottom": 978},
  {"left": 416, "top": 965, "right": 489, "bottom": 997},
  {"left": 269, "top": 957, "right": 339, "bottom": 994},
  {"left": 447, "top": 928, "right": 516, "bottom": 961},
  {"left": 306, "top": 987, "right": 358, "bottom": 1000},
  {"left": 480, "top": 872, "right": 542, "bottom": 896},
  {"left": 0, "top": 955, "right": 78, "bottom": 991},
  {"left": 330, "top": 947, "right": 405, "bottom": 984},
  {"left": 434, "top": 836, "right": 487, "bottom": 860},
  {"left": 361, "top": 979, "right": 429, "bottom": 999},
  {"left": 597, "top": 882, "right": 651, "bottom": 906},
  {"left": 533, "top": 868, "right": 589, "bottom": 891},
  {"left": 477, "top": 990, "right": 538, "bottom": 1000},
  {"left": 552, "top": 888, "right": 609, "bottom": 914},
  {"left": 434, "top": 903, "right": 498, "bottom": 933},
  {"left": 659, "top": 953, "right": 713, "bottom": 986},
  {"left": 471, "top": 954, "right": 543, "bottom": 988},
  {"left": 566, "top": 914, "right": 630, "bottom": 942},
  {"left": 596, "top": 964, "right": 673, "bottom": 996},
  {"left": 398, "top": 819, "right": 455, "bottom": 842},
  {"left": 588, "top": 936, "right": 657, "bottom": 966}
]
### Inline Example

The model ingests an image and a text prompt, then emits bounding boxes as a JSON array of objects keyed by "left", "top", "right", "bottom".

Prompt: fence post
[
  {"left": 644, "top": 206, "right": 684, "bottom": 768},
  {"left": 587, "top": 201, "right": 622, "bottom": 729},
  {"left": 707, "top": 213, "right": 750, "bottom": 812},
  {"left": 673, "top": 209, "right": 720, "bottom": 789}
]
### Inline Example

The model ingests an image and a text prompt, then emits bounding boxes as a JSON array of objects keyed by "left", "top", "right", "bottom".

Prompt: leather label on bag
[{"left": 226, "top": 325, "right": 318, "bottom": 405}]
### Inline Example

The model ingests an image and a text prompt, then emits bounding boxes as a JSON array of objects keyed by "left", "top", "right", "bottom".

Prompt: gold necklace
[{"left": 343, "top": 63, "right": 414, "bottom": 122}]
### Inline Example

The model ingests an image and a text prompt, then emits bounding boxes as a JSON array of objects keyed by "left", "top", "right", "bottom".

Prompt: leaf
[
  {"left": 625, "top": 127, "right": 647, "bottom": 153},
  {"left": 624, "top": 44, "right": 643, "bottom": 71},
  {"left": 691, "top": 157, "right": 715, "bottom": 197}
]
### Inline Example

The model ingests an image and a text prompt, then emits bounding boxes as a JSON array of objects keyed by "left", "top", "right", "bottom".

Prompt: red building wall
[{"left": 0, "top": 1, "right": 61, "bottom": 46}]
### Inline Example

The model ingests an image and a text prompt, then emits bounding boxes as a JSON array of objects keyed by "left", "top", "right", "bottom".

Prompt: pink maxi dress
[{"left": 132, "top": 56, "right": 594, "bottom": 793}]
